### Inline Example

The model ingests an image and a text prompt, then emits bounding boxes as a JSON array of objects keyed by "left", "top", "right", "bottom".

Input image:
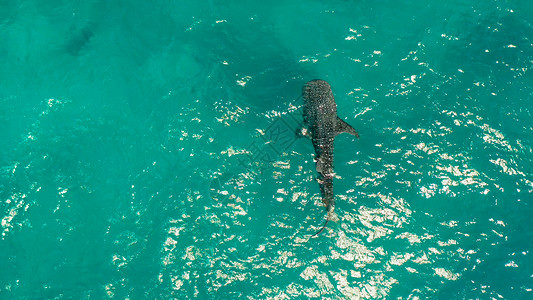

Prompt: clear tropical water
[{"left": 1, "top": 1, "right": 532, "bottom": 299}]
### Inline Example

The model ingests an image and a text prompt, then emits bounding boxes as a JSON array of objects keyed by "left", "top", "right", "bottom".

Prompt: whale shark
[{"left": 301, "top": 79, "right": 359, "bottom": 236}]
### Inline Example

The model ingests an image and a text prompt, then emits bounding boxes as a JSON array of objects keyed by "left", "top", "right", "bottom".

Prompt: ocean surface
[{"left": 1, "top": 1, "right": 532, "bottom": 299}]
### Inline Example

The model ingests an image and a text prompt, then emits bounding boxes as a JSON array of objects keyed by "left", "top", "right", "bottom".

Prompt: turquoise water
[{"left": 1, "top": 0, "right": 532, "bottom": 298}]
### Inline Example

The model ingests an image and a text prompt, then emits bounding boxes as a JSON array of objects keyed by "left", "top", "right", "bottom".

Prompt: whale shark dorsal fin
[
  {"left": 336, "top": 117, "right": 359, "bottom": 138},
  {"left": 316, "top": 156, "right": 324, "bottom": 173}
]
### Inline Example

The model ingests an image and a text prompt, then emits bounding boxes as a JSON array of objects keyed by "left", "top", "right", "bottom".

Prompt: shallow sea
[{"left": 1, "top": 1, "right": 532, "bottom": 299}]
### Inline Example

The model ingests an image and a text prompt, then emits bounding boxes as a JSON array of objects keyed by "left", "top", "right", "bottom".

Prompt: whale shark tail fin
[
  {"left": 311, "top": 217, "right": 329, "bottom": 237},
  {"left": 311, "top": 207, "right": 337, "bottom": 237},
  {"left": 336, "top": 117, "right": 359, "bottom": 138}
]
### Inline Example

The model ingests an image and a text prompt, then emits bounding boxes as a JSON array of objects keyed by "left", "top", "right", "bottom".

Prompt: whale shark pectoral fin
[
  {"left": 296, "top": 127, "right": 311, "bottom": 139},
  {"left": 336, "top": 117, "right": 359, "bottom": 138}
]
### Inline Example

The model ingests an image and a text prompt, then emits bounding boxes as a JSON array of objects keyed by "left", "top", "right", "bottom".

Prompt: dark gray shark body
[{"left": 302, "top": 79, "right": 359, "bottom": 236}]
